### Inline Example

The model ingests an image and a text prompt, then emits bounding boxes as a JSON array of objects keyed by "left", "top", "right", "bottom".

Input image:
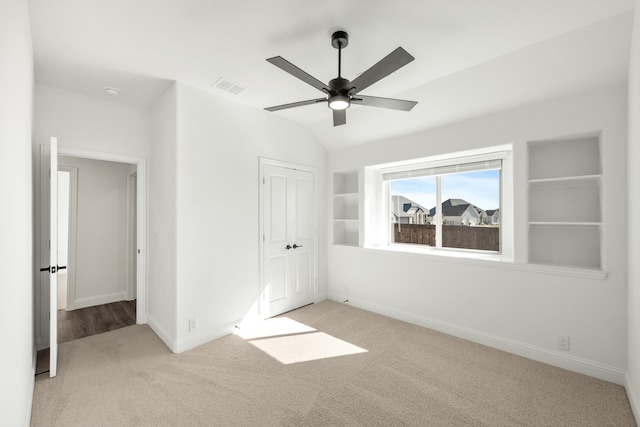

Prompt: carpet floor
[{"left": 31, "top": 301, "right": 636, "bottom": 426}]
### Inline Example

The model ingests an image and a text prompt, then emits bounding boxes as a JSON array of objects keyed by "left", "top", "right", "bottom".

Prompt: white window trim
[{"left": 365, "top": 145, "right": 514, "bottom": 263}]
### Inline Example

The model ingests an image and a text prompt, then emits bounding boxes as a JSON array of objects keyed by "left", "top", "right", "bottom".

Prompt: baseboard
[
  {"left": 68, "top": 291, "right": 126, "bottom": 310},
  {"left": 329, "top": 293, "right": 626, "bottom": 385},
  {"left": 175, "top": 319, "right": 242, "bottom": 353},
  {"left": 147, "top": 314, "right": 178, "bottom": 353},
  {"left": 626, "top": 374, "right": 640, "bottom": 425}
]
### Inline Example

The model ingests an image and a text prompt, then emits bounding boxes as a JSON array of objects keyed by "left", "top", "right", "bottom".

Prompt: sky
[{"left": 389, "top": 170, "right": 500, "bottom": 211}]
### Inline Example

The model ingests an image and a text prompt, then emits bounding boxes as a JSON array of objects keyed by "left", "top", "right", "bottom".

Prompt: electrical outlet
[
  {"left": 189, "top": 317, "right": 199, "bottom": 332},
  {"left": 557, "top": 335, "right": 571, "bottom": 351}
]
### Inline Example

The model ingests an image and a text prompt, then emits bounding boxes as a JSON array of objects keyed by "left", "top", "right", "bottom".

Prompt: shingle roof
[
  {"left": 429, "top": 198, "right": 483, "bottom": 217},
  {"left": 391, "top": 195, "right": 429, "bottom": 217},
  {"left": 448, "top": 198, "right": 468, "bottom": 206}
]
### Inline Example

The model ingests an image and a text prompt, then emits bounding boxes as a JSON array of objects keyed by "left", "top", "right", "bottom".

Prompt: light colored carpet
[{"left": 31, "top": 301, "right": 636, "bottom": 426}]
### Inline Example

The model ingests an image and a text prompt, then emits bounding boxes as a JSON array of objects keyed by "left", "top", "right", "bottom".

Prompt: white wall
[
  {"left": 58, "top": 156, "right": 130, "bottom": 309},
  {"left": 172, "top": 83, "right": 328, "bottom": 352},
  {"left": 33, "top": 84, "right": 150, "bottom": 158},
  {"left": 0, "top": 1, "right": 34, "bottom": 425},
  {"left": 329, "top": 83, "right": 628, "bottom": 384},
  {"left": 148, "top": 83, "right": 178, "bottom": 346},
  {"left": 626, "top": 0, "right": 640, "bottom": 420}
]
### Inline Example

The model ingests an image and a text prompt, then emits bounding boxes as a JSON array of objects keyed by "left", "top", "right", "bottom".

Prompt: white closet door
[{"left": 262, "top": 163, "right": 315, "bottom": 318}]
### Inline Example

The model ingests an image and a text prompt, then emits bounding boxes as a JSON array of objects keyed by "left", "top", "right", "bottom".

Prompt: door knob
[
  {"left": 293, "top": 244, "right": 303, "bottom": 249},
  {"left": 285, "top": 244, "right": 292, "bottom": 250}
]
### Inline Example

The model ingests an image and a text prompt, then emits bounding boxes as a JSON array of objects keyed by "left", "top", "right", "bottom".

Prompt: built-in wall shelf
[
  {"left": 333, "top": 171, "right": 360, "bottom": 246},
  {"left": 528, "top": 174, "right": 601, "bottom": 185},
  {"left": 527, "top": 134, "right": 602, "bottom": 270}
]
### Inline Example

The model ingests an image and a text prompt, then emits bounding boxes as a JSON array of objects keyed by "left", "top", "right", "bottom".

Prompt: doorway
[
  {"left": 259, "top": 159, "right": 317, "bottom": 318},
  {"left": 56, "top": 157, "right": 138, "bottom": 343},
  {"left": 35, "top": 146, "right": 147, "bottom": 356}
]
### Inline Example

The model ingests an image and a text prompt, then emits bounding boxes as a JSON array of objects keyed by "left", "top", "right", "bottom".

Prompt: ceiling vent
[{"left": 212, "top": 78, "right": 245, "bottom": 95}]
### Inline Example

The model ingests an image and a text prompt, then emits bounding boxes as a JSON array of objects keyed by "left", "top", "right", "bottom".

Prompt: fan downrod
[{"left": 331, "top": 31, "right": 349, "bottom": 49}]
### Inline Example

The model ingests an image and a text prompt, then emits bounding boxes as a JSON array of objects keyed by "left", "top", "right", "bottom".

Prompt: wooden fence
[{"left": 393, "top": 224, "right": 499, "bottom": 251}]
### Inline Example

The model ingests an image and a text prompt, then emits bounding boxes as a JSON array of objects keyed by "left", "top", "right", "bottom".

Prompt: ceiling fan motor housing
[
  {"left": 329, "top": 77, "right": 351, "bottom": 93},
  {"left": 328, "top": 76, "right": 352, "bottom": 110}
]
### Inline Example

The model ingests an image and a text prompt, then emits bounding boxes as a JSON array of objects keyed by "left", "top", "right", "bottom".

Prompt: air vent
[{"left": 211, "top": 78, "right": 245, "bottom": 95}]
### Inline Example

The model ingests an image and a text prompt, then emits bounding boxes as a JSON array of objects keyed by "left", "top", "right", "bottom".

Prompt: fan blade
[
  {"left": 352, "top": 95, "right": 417, "bottom": 111},
  {"left": 267, "top": 56, "right": 330, "bottom": 93},
  {"left": 333, "top": 109, "right": 346, "bottom": 126},
  {"left": 349, "top": 47, "right": 415, "bottom": 94},
  {"left": 265, "top": 98, "right": 326, "bottom": 112}
]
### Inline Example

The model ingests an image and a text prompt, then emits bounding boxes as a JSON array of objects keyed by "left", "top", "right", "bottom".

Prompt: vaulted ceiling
[{"left": 29, "top": 0, "right": 635, "bottom": 151}]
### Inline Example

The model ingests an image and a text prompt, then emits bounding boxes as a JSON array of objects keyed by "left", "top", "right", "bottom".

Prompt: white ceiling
[{"left": 29, "top": 0, "right": 635, "bottom": 151}]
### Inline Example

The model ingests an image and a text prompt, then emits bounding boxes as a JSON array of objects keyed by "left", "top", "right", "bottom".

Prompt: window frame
[{"left": 367, "top": 146, "right": 513, "bottom": 262}]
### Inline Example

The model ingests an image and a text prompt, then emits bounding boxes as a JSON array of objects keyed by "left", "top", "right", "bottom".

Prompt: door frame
[
  {"left": 57, "top": 148, "right": 148, "bottom": 325},
  {"left": 126, "top": 170, "right": 137, "bottom": 301},
  {"left": 258, "top": 158, "right": 318, "bottom": 319}
]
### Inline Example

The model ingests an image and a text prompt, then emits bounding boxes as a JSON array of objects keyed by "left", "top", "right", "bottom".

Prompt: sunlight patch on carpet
[
  {"left": 248, "top": 332, "right": 368, "bottom": 364},
  {"left": 235, "top": 317, "right": 367, "bottom": 364},
  {"left": 234, "top": 317, "right": 316, "bottom": 340}
]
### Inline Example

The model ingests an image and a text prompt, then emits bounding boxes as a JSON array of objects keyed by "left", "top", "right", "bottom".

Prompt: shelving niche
[
  {"left": 333, "top": 171, "right": 359, "bottom": 246},
  {"left": 528, "top": 135, "right": 602, "bottom": 270}
]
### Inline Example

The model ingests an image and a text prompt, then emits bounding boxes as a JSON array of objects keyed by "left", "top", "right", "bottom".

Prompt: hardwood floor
[
  {"left": 36, "top": 300, "right": 136, "bottom": 375},
  {"left": 58, "top": 300, "right": 136, "bottom": 344}
]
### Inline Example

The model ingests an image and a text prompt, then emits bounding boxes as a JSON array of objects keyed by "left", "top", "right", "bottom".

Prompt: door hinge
[
  {"left": 263, "top": 234, "right": 265, "bottom": 242},
  {"left": 263, "top": 177, "right": 265, "bottom": 185}
]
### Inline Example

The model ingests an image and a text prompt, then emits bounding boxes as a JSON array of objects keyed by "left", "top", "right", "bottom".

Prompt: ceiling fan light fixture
[{"left": 328, "top": 94, "right": 350, "bottom": 110}]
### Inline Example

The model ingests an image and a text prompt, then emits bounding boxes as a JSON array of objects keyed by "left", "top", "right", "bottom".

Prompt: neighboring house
[
  {"left": 485, "top": 209, "right": 500, "bottom": 225},
  {"left": 429, "top": 198, "right": 487, "bottom": 226},
  {"left": 391, "top": 195, "right": 432, "bottom": 224},
  {"left": 473, "top": 206, "right": 488, "bottom": 224}
]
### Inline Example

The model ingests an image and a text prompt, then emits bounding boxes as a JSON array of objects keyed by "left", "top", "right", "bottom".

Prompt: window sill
[
  {"left": 367, "top": 243, "right": 508, "bottom": 262},
  {"left": 360, "top": 244, "right": 607, "bottom": 280}
]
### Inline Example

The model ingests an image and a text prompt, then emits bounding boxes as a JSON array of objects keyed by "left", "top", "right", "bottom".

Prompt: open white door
[{"left": 45, "top": 137, "right": 59, "bottom": 377}]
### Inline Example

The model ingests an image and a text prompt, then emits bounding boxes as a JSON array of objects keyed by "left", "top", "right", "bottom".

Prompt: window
[{"left": 384, "top": 153, "right": 504, "bottom": 253}]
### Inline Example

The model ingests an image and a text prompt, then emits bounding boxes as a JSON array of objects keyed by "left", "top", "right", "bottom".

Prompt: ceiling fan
[{"left": 264, "top": 31, "right": 418, "bottom": 127}]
